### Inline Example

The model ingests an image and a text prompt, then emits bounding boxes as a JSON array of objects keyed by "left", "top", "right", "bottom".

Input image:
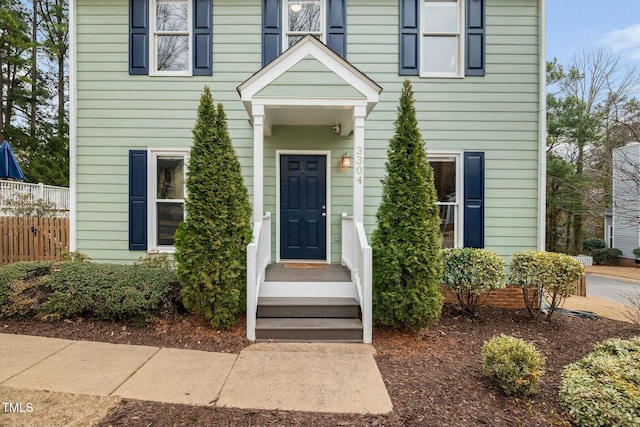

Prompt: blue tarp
[{"left": 0, "top": 140, "right": 26, "bottom": 181}]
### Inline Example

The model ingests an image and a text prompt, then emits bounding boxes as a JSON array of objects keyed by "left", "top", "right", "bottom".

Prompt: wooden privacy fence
[{"left": 0, "top": 217, "right": 69, "bottom": 264}]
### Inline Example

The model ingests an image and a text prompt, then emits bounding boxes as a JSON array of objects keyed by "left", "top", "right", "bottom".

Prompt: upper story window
[
  {"left": 152, "top": 0, "right": 192, "bottom": 75},
  {"left": 285, "top": 0, "right": 324, "bottom": 49},
  {"left": 129, "top": 0, "right": 212, "bottom": 76},
  {"left": 421, "top": 0, "right": 462, "bottom": 77},
  {"left": 399, "top": 0, "right": 485, "bottom": 77}
]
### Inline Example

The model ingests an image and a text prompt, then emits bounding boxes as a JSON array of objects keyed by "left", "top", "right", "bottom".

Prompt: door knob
[{"left": 322, "top": 213, "right": 327, "bottom": 217}]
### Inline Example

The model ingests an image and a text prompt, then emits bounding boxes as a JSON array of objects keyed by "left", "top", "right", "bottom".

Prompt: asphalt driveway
[{"left": 586, "top": 273, "right": 640, "bottom": 305}]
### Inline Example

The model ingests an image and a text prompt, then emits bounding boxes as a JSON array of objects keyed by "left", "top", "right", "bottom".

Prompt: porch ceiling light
[{"left": 341, "top": 153, "right": 352, "bottom": 169}]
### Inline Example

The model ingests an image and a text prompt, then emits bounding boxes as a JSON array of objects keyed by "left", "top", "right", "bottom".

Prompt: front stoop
[{"left": 255, "top": 297, "right": 363, "bottom": 342}]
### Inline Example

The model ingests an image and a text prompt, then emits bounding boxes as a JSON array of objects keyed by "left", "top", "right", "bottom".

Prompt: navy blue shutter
[
  {"left": 129, "top": 150, "right": 148, "bottom": 250},
  {"left": 326, "top": 0, "right": 346, "bottom": 58},
  {"left": 262, "top": 0, "right": 282, "bottom": 66},
  {"left": 399, "top": 0, "right": 419, "bottom": 75},
  {"left": 129, "top": 0, "right": 149, "bottom": 75},
  {"left": 465, "top": 0, "right": 485, "bottom": 76},
  {"left": 463, "top": 152, "right": 484, "bottom": 248},
  {"left": 193, "top": 0, "right": 213, "bottom": 75}
]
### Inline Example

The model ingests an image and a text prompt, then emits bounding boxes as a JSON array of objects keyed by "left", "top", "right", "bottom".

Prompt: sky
[{"left": 547, "top": 0, "right": 640, "bottom": 68}]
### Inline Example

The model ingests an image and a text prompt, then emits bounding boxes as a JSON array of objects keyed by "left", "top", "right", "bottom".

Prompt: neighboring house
[
  {"left": 70, "top": 0, "right": 546, "bottom": 342},
  {"left": 612, "top": 143, "right": 640, "bottom": 262}
]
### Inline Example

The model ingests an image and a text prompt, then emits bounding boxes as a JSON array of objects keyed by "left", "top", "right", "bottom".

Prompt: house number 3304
[{"left": 356, "top": 146, "right": 363, "bottom": 184}]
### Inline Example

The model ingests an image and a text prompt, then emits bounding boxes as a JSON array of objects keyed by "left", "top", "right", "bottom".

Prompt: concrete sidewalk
[{"left": 0, "top": 334, "right": 393, "bottom": 415}]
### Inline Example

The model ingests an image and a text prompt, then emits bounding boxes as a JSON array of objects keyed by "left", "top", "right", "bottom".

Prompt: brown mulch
[{"left": 3, "top": 305, "right": 639, "bottom": 427}]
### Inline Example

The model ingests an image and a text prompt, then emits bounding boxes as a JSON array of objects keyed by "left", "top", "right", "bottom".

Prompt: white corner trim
[
  {"left": 537, "top": 0, "right": 547, "bottom": 251},
  {"left": 69, "top": 0, "right": 77, "bottom": 251},
  {"left": 275, "top": 150, "right": 332, "bottom": 264}
]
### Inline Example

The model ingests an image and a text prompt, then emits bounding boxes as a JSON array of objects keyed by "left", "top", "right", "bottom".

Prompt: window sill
[
  {"left": 419, "top": 73, "right": 465, "bottom": 79},
  {"left": 148, "top": 246, "right": 177, "bottom": 254},
  {"left": 150, "top": 71, "right": 193, "bottom": 77}
]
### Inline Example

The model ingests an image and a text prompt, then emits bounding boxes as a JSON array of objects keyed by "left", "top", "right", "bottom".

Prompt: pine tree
[
  {"left": 174, "top": 86, "right": 252, "bottom": 329},
  {"left": 371, "top": 80, "right": 443, "bottom": 330}
]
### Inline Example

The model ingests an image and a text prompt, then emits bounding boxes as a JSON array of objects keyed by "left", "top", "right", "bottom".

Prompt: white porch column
[
  {"left": 353, "top": 106, "right": 366, "bottom": 223},
  {"left": 252, "top": 104, "right": 265, "bottom": 221}
]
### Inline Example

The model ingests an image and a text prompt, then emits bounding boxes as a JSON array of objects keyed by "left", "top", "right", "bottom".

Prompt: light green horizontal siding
[{"left": 76, "top": 0, "right": 541, "bottom": 263}]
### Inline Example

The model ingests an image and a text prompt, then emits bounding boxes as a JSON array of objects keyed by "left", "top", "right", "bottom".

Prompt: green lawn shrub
[
  {"left": 372, "top": 80, "right": 443, "bottom": 331},
  {"left": 0, "top": 262, "right": 54, "bottom": 318},
  {"left": 441, "top": 248, "right": 505, "bottom": 316},
  {"left": 43, "top": 262, "right": 180, "bottom": 321},
  {"left": 560, "top": 337, "right": 640, "bottom": 427},
  {"left": 509, "top": 251, "right": 584, "bottom": 320},
  {"left": 581, "top": 238, "right": 606, "bottom": 254},
  {"left": 591, "top": 248, "right": 623, "bottom": 265},
  {"left": 482, "top": 334, "right": 545, "bottom": 397}
]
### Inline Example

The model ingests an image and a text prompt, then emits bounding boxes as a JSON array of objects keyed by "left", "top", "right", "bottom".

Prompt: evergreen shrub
[
  {"left": 509, "top": 251, "right": 584, "bottom": 320},
  {"left": 371, "top": 80, "right": 444, "bottom": 330},
  {"left": 174, "top": 86, "right": 252, "bottom": 329},
  {"left": 591, "top": 248, "right": 622, "bottom": 265},
  {"left": 43, "top": 262, "right": 179, "bottom": 320},
  {"left": 560, "top": 337, "right": 640, "bottom": 427},
  {"left": 581, "top": 238, "right": 605, "bottom": 254},
  {"left": 442, "top": 248, "right": 505, "bottom": 315},
  {"left": 482, "top": 334, "right": 545, "bottom": 397}
]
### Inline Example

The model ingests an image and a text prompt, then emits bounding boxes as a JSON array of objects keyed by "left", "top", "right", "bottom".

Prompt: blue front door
[{"left": 280, "top": 155, "right": 327, "bottom": 260}]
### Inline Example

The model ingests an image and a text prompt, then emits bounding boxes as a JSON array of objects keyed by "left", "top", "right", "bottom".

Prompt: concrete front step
[
  {"left": 255, "top": 318, "right": 363, "bottom": 342},
  {"left": 257, "top": 297, "right": 360, "bottom": 318}
]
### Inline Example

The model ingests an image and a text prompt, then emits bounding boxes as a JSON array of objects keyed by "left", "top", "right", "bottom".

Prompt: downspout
[
  {"left": 537, "top": 0, "right": 547, "bottom": 251},
  {"left": 69, "top": 0, "right": 77, "bottom": 251}
]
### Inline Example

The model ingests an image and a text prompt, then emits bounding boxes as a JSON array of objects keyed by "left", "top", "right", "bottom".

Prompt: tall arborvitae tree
[
  {"left": 371, "top": 80, "right": 443, "bottom": 331},
  {"left": 174, "top": 86, "right": 252, "bottom": 329}
]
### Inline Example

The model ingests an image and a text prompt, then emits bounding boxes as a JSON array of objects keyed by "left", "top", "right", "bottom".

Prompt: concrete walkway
[{"left": 0, "top": 334, "right": 393, "bottom": 415}]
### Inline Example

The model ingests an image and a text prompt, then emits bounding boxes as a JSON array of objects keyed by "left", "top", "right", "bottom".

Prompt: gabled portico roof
[{"left": 237, "top": 35, "right": 382, "bottom": 136}]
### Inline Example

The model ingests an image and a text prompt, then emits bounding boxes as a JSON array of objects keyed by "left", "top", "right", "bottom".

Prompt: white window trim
[
  {"left": 149, "top": 0, "right": 193, "bottom": 77},
  {"left": 147, "top": 148, "right": 190, "bottom": 253},
  {"left": 419, "top": 0, "right": 465, "bottom": 79},
  {"left": 282, "top": 0, "right": 326, "bottom": 52},
  {"left": 429, "top": 151, "right": 463, "bottom": 247}
]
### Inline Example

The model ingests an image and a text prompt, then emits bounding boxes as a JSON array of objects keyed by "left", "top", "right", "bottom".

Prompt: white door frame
[{"left": 276, "top": 149, "right": 332, "bottom": 263}]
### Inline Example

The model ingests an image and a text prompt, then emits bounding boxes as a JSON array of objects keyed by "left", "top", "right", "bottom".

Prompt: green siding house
[{"left": 70, "top": 0, "right": 546, "bottom": 342}]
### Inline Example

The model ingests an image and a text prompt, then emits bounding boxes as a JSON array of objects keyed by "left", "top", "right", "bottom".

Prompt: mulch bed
[{"left": 3, "top": 305, "right": 639, "bottom": 427}]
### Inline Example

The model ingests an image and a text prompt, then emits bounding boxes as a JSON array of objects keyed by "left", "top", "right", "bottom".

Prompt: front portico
[{"left": 237, "top": 36, "right": 381, "bottom": 343}]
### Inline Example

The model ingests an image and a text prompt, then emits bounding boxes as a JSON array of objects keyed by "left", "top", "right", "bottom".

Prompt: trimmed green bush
[
  {"left": 371, "top": 80, "right": 443, "bottom": 331},
  {"left": 482, "top": 334, "right": 546, "bottom": 397},
  {"left": 43, "top": 262, "right": 180, "bottom": 321},
  {"left": 581, "top": 238, "right": 605, "bottom": 254},
  {"left": 174, "top": 86, "right": 252, "bottom": 329},
  {"left": 591, "top": 248, "right": 622, "bottom": 266},
  {"left": 442, "top": 248, "right": 505, "bottom": 315},
  {"left": 0, "top": 262, "right": 54, "bottom": 317},
  {"left": 509, "top": 251, "right": 584, "bottom": 320},
  {"left": 560, "top": 337, "right": 640, "bottom": 427},
  {"left": 633, "top": 247, "right": 640, "bottom": 259}
]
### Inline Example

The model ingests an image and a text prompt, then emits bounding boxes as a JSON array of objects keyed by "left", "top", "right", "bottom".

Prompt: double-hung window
[
  {"left": 149, "top": 150, "right": 188, "bottom": 250},
  {"left": 284, "top": 0, "right": 323, "bottom": 49},
  {"left": 151, "top": 0, "right": 192, "bottom": 75},
  {"left": 399, "top": 0, "right": 485, "bottom": 77},
  {"left": 421, "top": 0, "right": 462, "bottom": 77},
  {"left": 430, "top": 154, "right": 462, "bottom": 248}
]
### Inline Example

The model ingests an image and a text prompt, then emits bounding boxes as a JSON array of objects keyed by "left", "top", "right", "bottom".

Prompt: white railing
[
  {"left": 341, "top": 213, "right": 354, "bottom": 272},
  {"left": 0, "top": 180, "right": 70, "bottom": 216},
  {"left": 246, "top": 212, "right": 271, "bottom": 341},
  {"left": 342, "top": 214, "right": 372, "bottom": 343},
  {"left": 571, "top": 255, "right": 593, "bottom": 267}
]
